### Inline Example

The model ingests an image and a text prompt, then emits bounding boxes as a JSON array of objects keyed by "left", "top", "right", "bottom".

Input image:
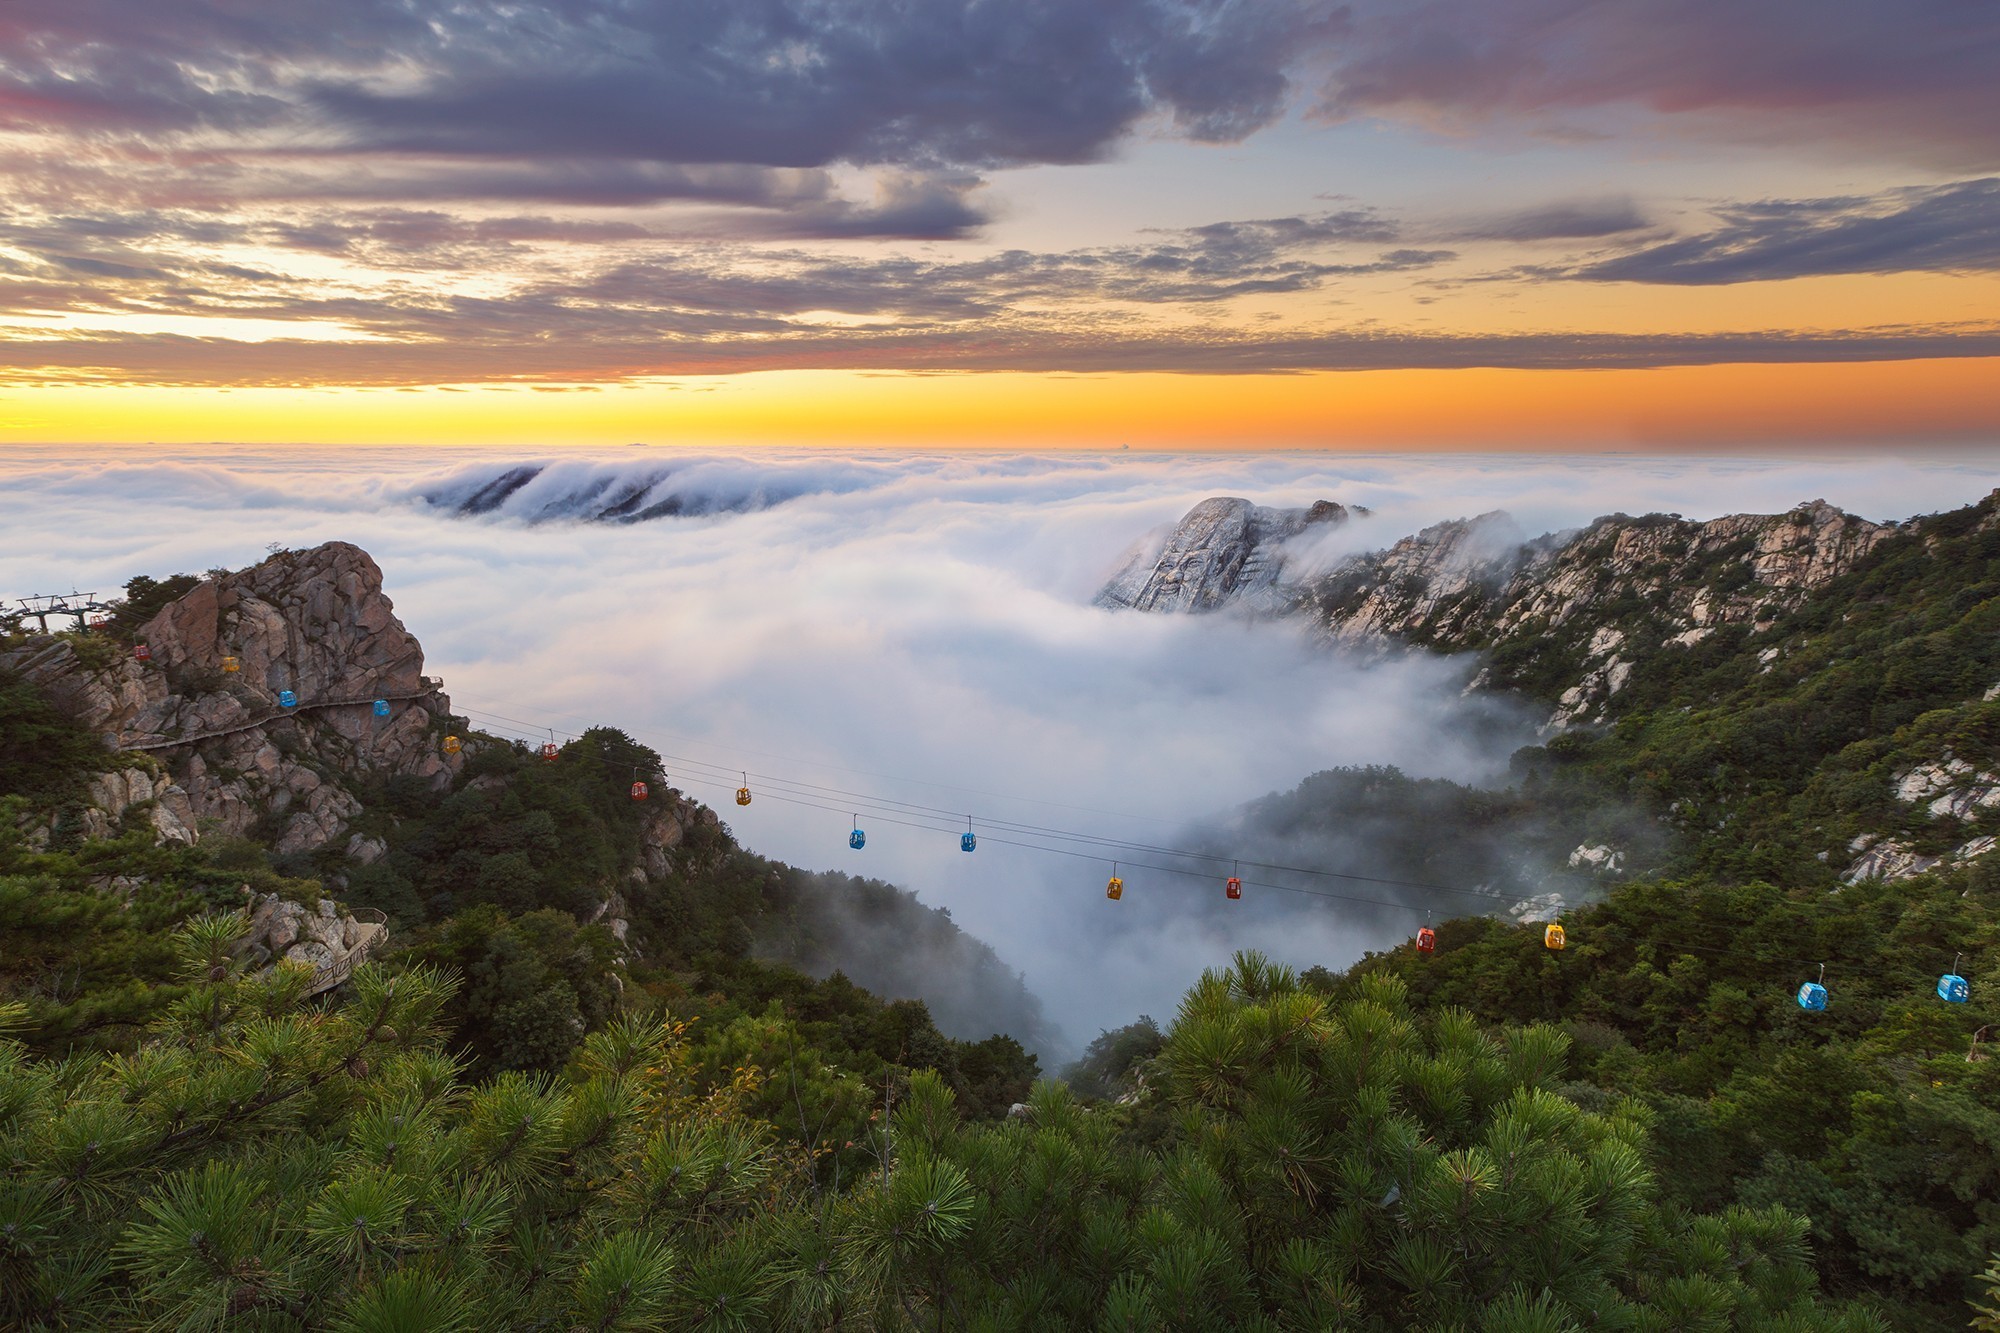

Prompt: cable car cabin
[
  {"left": 1106, "top": 875, "right": 1124, "bottom": 901},
  {"left": 372, "top": 699, "right": 390, "bottom": 717},
  {"left": 1225, "top": 876, "right": 1242, "bottom": 900},
  {"left": 442, "top": 735, "right": 462, "bottom": 755},
  {"left": 1416, "top": 927, "right": 1437, "bottom": 953},
  {"left": 220, "top": 655, "right": 240, "bottom": 673},
  {"left": 133, "top": 644, "right": 152, "bottom": 662},
  {"left": 961, "top": 831, "right": 977, "bottom": 852},
  {"left": 540, "top": 742, "right": 559, "bottom": 763},
  {"left": 736, "top": 787, "right": 752, "bottom": 806},
  {"left": 630, "top": 781, "right": 648, "bottom": 802},
  {"left": 1939, "top": 973, "right": 1970, "bottom": 1003},
  {"left": 1544, "top": 923, "right": 1566, "bottom": 951},
  {"left": 849, "top": 827, "right": 866, "bottom": 850},
  {"left": 1797, "top": 981, "right": 1828, "bottom": 1011},
  {"left": 277, "top": 689, "right": 297, "bottom": 710}
]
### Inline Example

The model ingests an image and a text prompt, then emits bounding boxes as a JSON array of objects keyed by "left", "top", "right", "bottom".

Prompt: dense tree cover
[
  {"left": 0, "top": 669, "right": 107, "bottom": 802},
  {"left": 1312, "top": 868, "right": 1998, "bottom": 1331},
  {"left": 0, "top": 715, "right": 1040, "bottom": 1141},
  {"left": 1506, "top": 497, "right": 2000, "bottom": 884},
  {"left": 0, "top": 946, "right": 1888, "bottom": 1331},
  {"left": 13, "top": 511, "right": 2000, "bottom": 1327}
]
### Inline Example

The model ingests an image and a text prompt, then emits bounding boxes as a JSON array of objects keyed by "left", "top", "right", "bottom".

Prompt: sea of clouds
[{"left": 4, "top": 445, "right": 1998, "bottom": 1057}]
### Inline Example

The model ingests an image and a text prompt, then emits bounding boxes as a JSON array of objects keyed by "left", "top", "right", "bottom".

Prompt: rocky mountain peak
[
  {"left": 1097, "top": 495, "right": 1901, "bottom": 730},
  {"left": 3, "top": 540, "right": 459, "bottom": 854},
  {"left": 1096, "top": 495, "right": 1358, "bottom": 613}
]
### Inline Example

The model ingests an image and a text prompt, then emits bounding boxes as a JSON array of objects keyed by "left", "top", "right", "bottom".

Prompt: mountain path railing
[
  {"left": 302, "top": 907, "right": 389, "bottom": 997},
  {"left": 116, "top": 687, "right": 440, "bottom": 753}
]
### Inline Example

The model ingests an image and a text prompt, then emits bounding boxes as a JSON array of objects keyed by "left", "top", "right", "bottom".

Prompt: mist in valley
[{"left": 5, "top": 445, "right": 1999, "bottom": 1060}]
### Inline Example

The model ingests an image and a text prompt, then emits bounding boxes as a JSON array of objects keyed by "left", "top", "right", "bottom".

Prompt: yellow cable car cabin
[
  {"left": 1544, "top": 923, "right": 1566, "bottom": 951},
  {"left": 442, "top": 735, "right": 462, "bottom": 755},
  {"left": 220, "top": 655, "right": 240, "bottom": 673},
  {"left": 736, "top": 786, "right": 752, "bottom": 806},
  {"left": 1106, "top": 874, "right": 1124, "bottom": 901}
]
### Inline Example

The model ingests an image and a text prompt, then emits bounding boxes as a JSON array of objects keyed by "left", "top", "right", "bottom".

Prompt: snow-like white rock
[
  {"left": 1842, "top": 840, "right": 1940, "bottom": 884},
  {"left": 1508, "top": 892, "right": 1567, "bottom": 924},
  {"left": 1567, "top": 843, "right": 1625, "bottom": 873}
]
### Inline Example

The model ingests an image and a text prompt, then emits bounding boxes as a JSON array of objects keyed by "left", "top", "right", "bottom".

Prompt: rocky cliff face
[
  {"left": 1096, "top": 497, "right": 1357, "bottom": 613},
  {"left": 1301, "top": 499, "right": 1896, "bottom": 725},
  {"left": 3, "top": 541, "right": 459, "bottom": 855},
  {"left": 1102, "top": 496, "right": 1898, "bottom": 728}
]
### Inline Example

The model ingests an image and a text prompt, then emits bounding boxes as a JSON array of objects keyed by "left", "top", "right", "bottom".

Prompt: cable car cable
[{"left": 447, "top": 709, "right": 1973, "bottom": 977}]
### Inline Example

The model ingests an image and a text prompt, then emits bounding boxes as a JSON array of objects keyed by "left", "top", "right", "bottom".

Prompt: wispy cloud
[
  {"left": 1317, "top": 0, "right": 2000, "bottom": 170},
  {"left": 1569, "top": 178, "right": 2000, "bottom": 284}
]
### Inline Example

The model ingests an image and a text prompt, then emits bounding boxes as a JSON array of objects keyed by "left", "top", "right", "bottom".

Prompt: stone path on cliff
[
  {"left": 304, "top": 910, "right": 388, "bottom": 997},
  {"left": 115, "top": 687, "right": 441, "bottom": 753}
]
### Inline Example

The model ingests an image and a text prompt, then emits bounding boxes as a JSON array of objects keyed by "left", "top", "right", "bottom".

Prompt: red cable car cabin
[
  {"left": 1416, "top": 927, "right": 1436, "bottom": 953},
  {"left": 133, "top": 644, "right": 152, "bottom": 662},
  {"left": 1224, "top": 876, "right": 1242, "bottom": 900},
  {"left": 630, "top": 781, "right": 648, "bottom": 801},
  {"left": 540, "top": 742, "right": 559, "bottom": 763}
]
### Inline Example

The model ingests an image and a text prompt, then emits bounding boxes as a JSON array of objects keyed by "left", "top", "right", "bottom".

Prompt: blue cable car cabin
[
  {"left": 849, "top": 826, "right": 866, "bottom": 850},
  {"left": 1939, "top": 973, "right": 1969, "bottom": 1003},
  {"left": 277, "top": 689, "right": 297, "bottom": 709},
  {"left": 1797, "top": 981, "right": 1828, "bottom": 1011},
  {"left": 961, "top": 831, "right": 976, "bottom": 852},
  {"left": 372, "top": 698, "right": 390, "bottom": 717}
]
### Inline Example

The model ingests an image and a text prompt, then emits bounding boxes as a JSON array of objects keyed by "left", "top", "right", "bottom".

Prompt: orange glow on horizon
[{"left": 2, "top": 358, "right": 1996, "bottom": 451}]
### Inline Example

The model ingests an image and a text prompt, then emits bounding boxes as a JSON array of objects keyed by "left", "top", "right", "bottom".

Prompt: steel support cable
[
  {"left": 454, "top": 712, "right": 1952, "bottom": 972},
  {"left": 452, "top": 703, "right": 1492, "bottom": 900},
  {"left": 451, "top": 706, "right": 1927, "bottom": 973},
  {"left": 456, "top": 693, "right": 1188, "bottom": 828},
  {"left": 661, "top": 768, "right": 1867, "bottom": 971}
]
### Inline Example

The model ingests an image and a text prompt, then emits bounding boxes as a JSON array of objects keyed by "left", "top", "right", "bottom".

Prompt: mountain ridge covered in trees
[{"left": 7, "top": 490, "right": 2000, "bottom": 1328}]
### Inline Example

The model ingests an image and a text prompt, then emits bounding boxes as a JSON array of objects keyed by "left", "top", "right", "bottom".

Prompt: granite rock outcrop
[
  {"left": 2, "top": 541, "right": 459, "bottom": 855},
  {"left": 1096, "top": 497, "right": 1357, "bottom": 613},
  {"left": 1102, "top": 496, "right": 1898, "bottom": 729}
]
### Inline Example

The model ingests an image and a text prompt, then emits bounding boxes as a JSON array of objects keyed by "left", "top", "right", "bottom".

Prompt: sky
[
  {"left": 7, "top": 446, "right": 2000, "bottom": 1049},
  {"left": 2, "top": 0, "right": 1998, "bottom": 449}
]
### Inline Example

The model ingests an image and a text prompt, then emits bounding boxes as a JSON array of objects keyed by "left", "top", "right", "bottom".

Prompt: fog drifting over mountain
[{"left": 5, "top": 445, "right": 1997, "bottom": 1057}]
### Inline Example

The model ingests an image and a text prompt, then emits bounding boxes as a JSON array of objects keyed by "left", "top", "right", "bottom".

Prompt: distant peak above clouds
[
  {"left": 1096, "top": 495, "right": 1364, "bottom": 613},
  {"left": 410, "top": 457, "right": 888, "bottom": 524}
]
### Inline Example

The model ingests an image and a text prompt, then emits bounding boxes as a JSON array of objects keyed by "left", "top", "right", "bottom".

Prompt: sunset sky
[{"left": 2, "top": 0, "right": 1996, "bottom": 449}]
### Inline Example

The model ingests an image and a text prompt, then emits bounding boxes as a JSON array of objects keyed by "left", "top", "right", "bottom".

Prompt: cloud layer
[{"left": 1319, "top": 0, "right": 2000, "bottom": 171}]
